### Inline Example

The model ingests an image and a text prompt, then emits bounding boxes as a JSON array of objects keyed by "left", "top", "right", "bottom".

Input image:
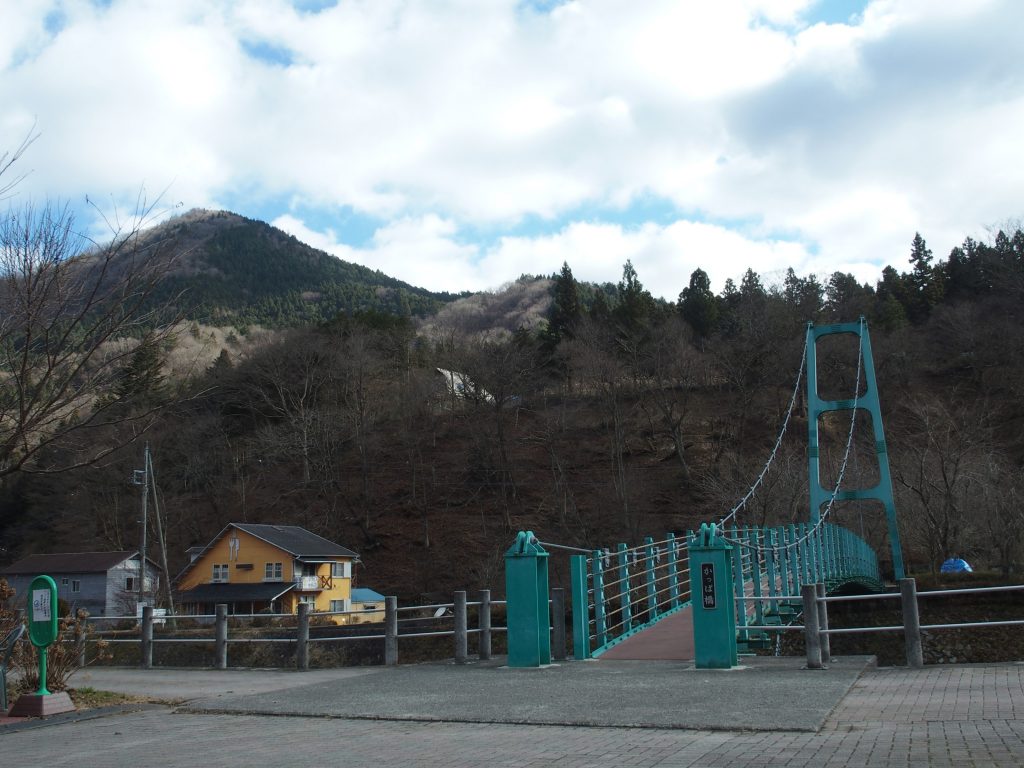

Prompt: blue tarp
[{"left": 940, "top": 558, "right": 973, "bottom": 573}]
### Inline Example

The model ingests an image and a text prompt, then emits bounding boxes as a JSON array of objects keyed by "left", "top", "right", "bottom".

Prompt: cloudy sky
[{"left": 1, "top": 0, "right": 1022, "bottom": 297}]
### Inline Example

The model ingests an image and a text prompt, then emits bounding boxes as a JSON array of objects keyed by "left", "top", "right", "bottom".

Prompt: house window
[
  {"left": 212, "top": 564, "right": 229, "bottom": 583},
  {"left": 61, "top": 578, "right": 69, "bottom": 586},
  {"left": 264, "top": 562, "right": 283, "bottom": 581},
  {"left": 329, "top": 599, "right": 351, "bottom": 613},
  {"left": 298, "top": 595, "right": 315, "bottom": 611},
  {"left": 331, "top": 561, "right": 351, "bottom": 579},
  {"left": 126, "top": 576, "right": 136, "bottom": 592},
  {"left": 71, "top": 580, "right": 81, "bottom": 593}
]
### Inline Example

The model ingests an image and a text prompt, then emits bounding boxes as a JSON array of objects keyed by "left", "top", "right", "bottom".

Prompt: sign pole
[{"left": 9, "top": 574, "right": 76, "bottom": 717}]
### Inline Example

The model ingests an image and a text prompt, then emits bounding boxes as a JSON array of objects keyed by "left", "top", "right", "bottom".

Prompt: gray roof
[
  {"left": 231, "top": 524, "right": 358, "bottom": 559},
  {"left": 174, "top": 523, "right": 358, "bottom": 586},
  {"left": 176, "top": 582, "right": 295, "bottom": 603},
  {"left": 1, "top": 551, "right": 155, "bottom": 576}
]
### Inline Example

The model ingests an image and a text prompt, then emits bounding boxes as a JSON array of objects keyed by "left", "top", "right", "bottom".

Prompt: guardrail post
[
  {"left": 813, "top": 527, "right": 824, "bottom": 584},
  {"left": 815, "top": 582, "right": 831, "bottom": 662},
  {"left": 454, "top": 591, "right": 468, "bottom": 664},
  {"left": 551, "top": 588, "right": 567, "bottom": 661},
  {"left": 592, "top": 550, "right": 608, "bottom": 648},
  {"left": 296, "top": 603, "right": 310, "bottom": 670},
  {"left": 731, "top": 526, "right": 748, "bottom": 644},
  {"left": 141, "top": 605, "right": 154, "bottom": 669},
  {"left": 385, "top": 596, "right": 398, "bottom": 666},
  {"left": 478, "top": 589, "right": 492, "bottom": 661},
  {"left": 788, "top": 524, "right": 801, "bottom": 594},
  {"left": 900, "top": 578, "right": 924, "bottom": 668},
  {"left": 802, "top": 584, "right": 822, "bottom": 669},
  {"left": 644, "top": 537, "right": 658, "bottom": 619},
  {"left": 748, "top": 529, "right": 764, "bottom": 630},
  {"left": 776, "top": 528, "right": 790, "bottom": 597},
  {"left": 617, "top": 543, "right": 633, "bottom": 633},
  {"left": 215, "top": 604, "right": 228, "bottom": 670},
  {"left": 826, "top": 524, "right": 838, "bottom": 580},
  {"left": 667, "top": 534, "right": 680, "bottom": 609},
  {"left": 765, "top": 529, "right": 779, "bottom": 615},
  {"left": 76, "top": 619, "right": 87, "bottom": 668},
  {"left": 569, "top": 555, "right": 590, "bottom": 660},
  {"left": 800, "top": 524, "right": 812, "bottom": 585}
]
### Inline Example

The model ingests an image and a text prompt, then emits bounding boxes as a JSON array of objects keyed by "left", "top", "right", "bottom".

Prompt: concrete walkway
[{"left": 2, "top": 660, "right": 1023, "bottom": 766}]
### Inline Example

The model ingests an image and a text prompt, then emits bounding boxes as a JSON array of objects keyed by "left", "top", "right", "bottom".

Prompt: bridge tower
[{"left": 806, "top": 319, "right": 905, "bottom": 580}]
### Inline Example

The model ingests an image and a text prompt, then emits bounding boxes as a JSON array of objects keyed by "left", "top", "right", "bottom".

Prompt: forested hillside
[
  {"left": 1, "top": 221, "right": 1022, "bottom": 601},
  {"left": 141, "top": 209, "right": 461, "bottom": 327}
]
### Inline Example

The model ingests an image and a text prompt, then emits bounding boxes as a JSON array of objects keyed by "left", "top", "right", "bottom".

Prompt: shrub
[{"left": 0, "top": 579, "right": 113, "bottom": 694}]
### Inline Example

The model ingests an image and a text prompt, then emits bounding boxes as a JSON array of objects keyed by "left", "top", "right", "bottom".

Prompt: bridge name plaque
[{"left": 700, "top": 563, "right": 716, "bottom": 609}]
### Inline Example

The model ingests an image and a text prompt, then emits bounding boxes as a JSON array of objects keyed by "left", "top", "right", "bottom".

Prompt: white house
[{"left": 1, "top": 551, "right": 162, "bottom": 617}]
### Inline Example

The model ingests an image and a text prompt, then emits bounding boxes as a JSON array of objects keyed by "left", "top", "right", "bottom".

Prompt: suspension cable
[
  {"left": 723, "top": 319, "right": 865, "bottom": 553},
  {"left": 718, "top": 332, "right": 809, "bottom": 529}
]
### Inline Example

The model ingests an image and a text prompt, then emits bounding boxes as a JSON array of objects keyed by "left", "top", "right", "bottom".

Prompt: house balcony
[{"left": 294, "top": 575, "right": 329, "bottom": 591}]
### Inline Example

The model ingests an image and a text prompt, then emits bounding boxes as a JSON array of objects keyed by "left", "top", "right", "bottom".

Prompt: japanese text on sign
[
  {"left": 32, "top": 588, "right": 52, "bottom": 621},
  {"left": 701, "top": 562, "right": 716, "bottom": 609}
]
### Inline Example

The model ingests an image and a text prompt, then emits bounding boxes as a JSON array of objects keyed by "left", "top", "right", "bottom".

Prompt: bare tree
[
  {"left": 892, "top": 400, "right": 991, "bottom": 574},
  {"left": 566, "top": 317, "right": 635, "bottom": 529},
  {"left": 636, "top": 316, "right": 701, "bottom": 482},
  {"left": 0, "top": 197, "right": 182, "bottom": 478},
  {"left": 0, "top": 130, "right": 37, "bottom": 201},
  {"left": 453, "top": 333, "right": 541, "bottom": 531},
  {"left": 978, "top": 455, "right": 1023, "bottom": 576},
  {"left": 241, "top": 331, "right": 334, "bottom": 485}
]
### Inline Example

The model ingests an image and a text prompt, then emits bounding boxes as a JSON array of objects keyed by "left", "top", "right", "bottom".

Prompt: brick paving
[{"left": 1, "top": 664, "right": 1022, "bottom": 766}]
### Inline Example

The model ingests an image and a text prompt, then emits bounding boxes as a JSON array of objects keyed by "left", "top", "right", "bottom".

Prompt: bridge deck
[{"left": 596, "top": 605, "right": 695, "bottom": 660}]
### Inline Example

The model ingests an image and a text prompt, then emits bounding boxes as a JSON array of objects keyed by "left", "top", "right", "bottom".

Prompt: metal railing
[
  {"left": 739, "top": 579, "right": 1024, "bottom": 669},
  {"left": 568, "top": 534, "right": 691, "bottom": 658},
  {"left": 81, "top": 590, "right": 505, "bottom": 671}
]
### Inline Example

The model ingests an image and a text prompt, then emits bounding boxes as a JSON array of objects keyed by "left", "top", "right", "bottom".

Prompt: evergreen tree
[
  {"left": 589, "top": 290, "right": 611, "bottom": 321},
  {"left": 874, "top": 267, "right": 908, "bottom": 331},
  {"left": 906, "top": 232, "right": 943, "bottom": 321},
  {"left": 678, "top": 268, "right": 719, "bottom": 340},
  {"left": 115, "top": 334, "right": 167, "bottom": 403},
  {"left": 943, "top": 237, "right": 988, "bottom": 302},
  {"left": 613, "top": 259, "right": 653, "bottom": 330},
  {"left": 782, "top": 268, "right": 824, "bottom": 321},
  {"left": 739, "top": 268, "right": 765, "bottom": 300},
  {"left": 824, "top": 272, "right": 873, "bottom": 321},
  {"left": 549, "top": 261, "right": 581, "bottom": 341}
]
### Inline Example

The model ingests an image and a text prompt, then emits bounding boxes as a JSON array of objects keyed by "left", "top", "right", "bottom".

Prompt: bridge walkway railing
[{"left": 504, "top": 520, "right": 882, "bottom": 663}]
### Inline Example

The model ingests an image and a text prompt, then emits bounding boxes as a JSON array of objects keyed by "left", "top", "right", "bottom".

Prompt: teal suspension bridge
[{"left": 505, "top": 319, "right": 901, "bottom": 668}]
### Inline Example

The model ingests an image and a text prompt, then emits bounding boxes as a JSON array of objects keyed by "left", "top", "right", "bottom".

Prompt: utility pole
[
  {"left": 132, "top": 443, "right": 150, "bottom": 614},
  {"left": 148, "top": 457, "right": 176, "bottom": 622}
]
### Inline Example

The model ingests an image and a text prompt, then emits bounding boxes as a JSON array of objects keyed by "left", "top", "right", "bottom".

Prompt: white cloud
[
  {"left": 274, "top": 213, "right": 827, "bottom": 298},
  {"left": 273, "top": 213, "right": 482, "bottom": 293},
  {"left": 1, "top": 0, "right": 1022, "bottom": 295}
]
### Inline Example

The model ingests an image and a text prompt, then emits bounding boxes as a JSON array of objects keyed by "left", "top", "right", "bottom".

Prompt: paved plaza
[{"left": 2, "top": 660, "right": 1023, "bottom": 766}]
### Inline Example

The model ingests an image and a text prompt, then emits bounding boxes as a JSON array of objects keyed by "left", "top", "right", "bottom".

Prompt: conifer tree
[
  {"left": 678, "top": 268, "right": 718, "bottom": 340},
  {"left": 549, "top": 261, "right": 581, "bottom": 341}
]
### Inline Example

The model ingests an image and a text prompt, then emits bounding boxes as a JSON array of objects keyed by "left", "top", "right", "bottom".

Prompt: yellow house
[
  {"left": 175, "top": 523, "right": 359, "bottom": 624},
  {"left": 349, "top": 588, "right": 386, "bottom": 624}
]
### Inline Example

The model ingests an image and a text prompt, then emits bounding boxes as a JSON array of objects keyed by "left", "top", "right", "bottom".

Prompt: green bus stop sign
[{"left": 28, "top": 574, "right": 59, "bottom": 695}]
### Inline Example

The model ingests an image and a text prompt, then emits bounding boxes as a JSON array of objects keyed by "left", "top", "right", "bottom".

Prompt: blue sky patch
[
  {"left": 291, "top": 0, "right": 339, "bottom": 13},
  {"left": 802, "top": 0, "right": 869, "bottom": 26},
  {"left": 240, "top": 39, "right": 296, "bottom": 68}
]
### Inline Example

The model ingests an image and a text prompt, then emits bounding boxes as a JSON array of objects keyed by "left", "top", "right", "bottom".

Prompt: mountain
[{"left": 139, "top": 209, "right": 461, "bottom": 328}]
